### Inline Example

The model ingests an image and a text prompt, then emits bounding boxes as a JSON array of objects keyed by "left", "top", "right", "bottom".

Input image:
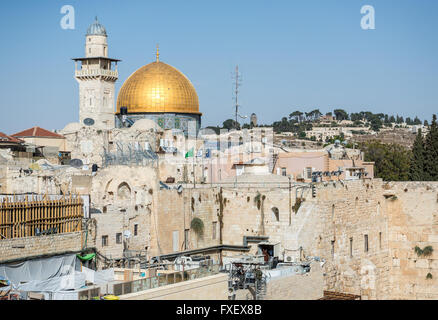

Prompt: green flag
[{"left": 185, "top": 147, "right": 194, "bottom": 158}]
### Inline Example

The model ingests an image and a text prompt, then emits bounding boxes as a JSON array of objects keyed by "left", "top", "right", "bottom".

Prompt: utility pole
[
  {"left": 232, "top": 65, "right": 244, "bottom": 130},
  {"left": 234, "top": 66, "right": 239, "bottom": 130},
  {"left": 232, "top": 66, "right": 246, "bottom": 189},
  {"left": 288, "top": 176, "right": 292, "bottom": 225}
]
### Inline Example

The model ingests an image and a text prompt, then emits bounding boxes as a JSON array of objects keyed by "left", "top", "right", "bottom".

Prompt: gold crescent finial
[{"left": 156, "top": 44, "right": 159, "bottom": 62}]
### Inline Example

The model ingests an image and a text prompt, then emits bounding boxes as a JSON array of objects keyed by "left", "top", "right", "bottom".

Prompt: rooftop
[
  {"left": 0, "top": 132, "right": 23, "bottom": 144},
  {"left": 12, "top": 127, "right": 65, "bottom": 139}
]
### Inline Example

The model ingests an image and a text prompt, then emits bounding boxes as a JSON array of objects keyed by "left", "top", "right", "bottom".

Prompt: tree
[
  {"left": 289, "top": 111, "right": 304, "bottom": 123},
  {"left": 350, "top": 113, "right": 362, "bottom": 122},
  {"left": 396, "top": 115, "right": 404, "bottom": 124},
  {"left": 413, "top": 116, "right": 422, "bottom": 125},
  {"left": 369, "top": 117, "right": 382, "bottom": 132},
  {"left": 362, "top": 141, "right": 410, "bottom": 181},
  {"left": 307, "top": 109, "right": 322, "bottom": 121},
  {"left": 424, "top": 114, "right": 438, "bottom": 180},
  {"left": 334, "top": 109, "right": 349, "bottom": 121},
  {"left": 409, "top": 129, "right": 425, "bottom": 181},
  {"left": 222, "top": 119, "right": 240, "bottom": 130},
  {"left": 313, "top": 109, "right": 322, "bottom": 120}
]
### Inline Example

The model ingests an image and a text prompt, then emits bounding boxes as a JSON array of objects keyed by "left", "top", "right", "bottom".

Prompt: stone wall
[
  {"left": 385, "top": 182, "right": 438, "bottom": 299},
  {"left": 0, "top": 232, "right": 83, "bottom": 263},
  {"left": 150, "top": 188, "right": 220, "bottom": 257},
  {"left": 205, "top": 179, "right": 391, "bottom": 299},
  {"left": 88, "top": 166, "right": 155, "bottom": 260},
  {"left": 130, "top": 179, "right": 438, "bottom": 300},
  {"left": 309, "top": 179, "right": 391, "bottom": 299}
]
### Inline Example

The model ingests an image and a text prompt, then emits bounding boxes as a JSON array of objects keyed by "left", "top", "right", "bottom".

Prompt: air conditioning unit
[{"left": 283, "top": 252, "right": 300, "bottom": 263}]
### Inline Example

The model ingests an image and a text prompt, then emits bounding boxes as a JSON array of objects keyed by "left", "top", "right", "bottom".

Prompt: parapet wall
[
  {"left": 265, "top": 262, "right": 324, "bottom": 300},
  {"left": 118, "top": 273, "right": 228, "bottom": 300},
  {"left": 0, "top": 231, "right": 83, "bottom": 263}
]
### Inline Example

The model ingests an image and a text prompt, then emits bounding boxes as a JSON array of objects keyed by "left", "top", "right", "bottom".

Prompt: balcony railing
[
  {"left": 75, "top": 69, "right": 118, "bottom": 78},
  {"left": 78, "top": 264, "right": 221, "bottom": 300}
]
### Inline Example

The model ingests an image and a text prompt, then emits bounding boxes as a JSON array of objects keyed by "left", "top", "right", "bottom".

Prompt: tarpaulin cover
[
  {"left": 81, "top": 266, "right": 114, "bottom": 285},
  {"left": 0, "top": 254, "right": 78, "bottom": 289},
  {"left": 77, "top": 253, "right": 96, "bottom": 261},
  {"left": 0, "top": 254, "right": 115, "bottom": 299},
  {"left": 15, "top": 271, "right": 86, "bottom": 292}
]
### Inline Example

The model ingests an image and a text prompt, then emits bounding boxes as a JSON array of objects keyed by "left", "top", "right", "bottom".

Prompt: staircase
[
  {"left": 269, "top": 153, "right": 279, "bottom": 173},
  {"left": 255, "top": 274, "right": 268, "bottom": 300},
  {"left": 324, "top": 154, "right": 330, "bottom": 172}
]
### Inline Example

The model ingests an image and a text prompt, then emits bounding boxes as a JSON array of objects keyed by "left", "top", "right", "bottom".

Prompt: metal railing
[
  {"left": 75, "top": 69, "right": 118, "bottom": 78},
  {"left": 111, "top": 264, "right": 221, "bottom": 297},
  {"left": 102, "top": 143, "right": 158, "bottom": 167}
]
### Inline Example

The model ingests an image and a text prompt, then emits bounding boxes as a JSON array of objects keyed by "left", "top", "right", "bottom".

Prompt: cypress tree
[
  {"left": 409, "top": 129, "right": 425, "bottom": 181},
  {"left": 424, "top": 115, "right": 438, "bottom": 181}
]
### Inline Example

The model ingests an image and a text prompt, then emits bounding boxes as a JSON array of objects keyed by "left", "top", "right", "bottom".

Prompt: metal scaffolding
[
  {"left": 227, "top": 261, "right": 268, "bottom": 300},
  {"left": 102, "top": 142, "right": 158, "bottom": 167}
]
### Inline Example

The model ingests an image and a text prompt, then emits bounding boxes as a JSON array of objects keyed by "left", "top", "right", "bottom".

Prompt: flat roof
[{"left": 72, "top": 57, "right": 121, "bottom": 62}]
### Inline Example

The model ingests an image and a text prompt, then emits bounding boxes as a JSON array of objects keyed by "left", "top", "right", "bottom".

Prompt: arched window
[
  {"left": 117, "top": 182, "right": 131, "bottom": 200},
  {"left": 272, "top": 207, "right": 280, "bottom": 222}
]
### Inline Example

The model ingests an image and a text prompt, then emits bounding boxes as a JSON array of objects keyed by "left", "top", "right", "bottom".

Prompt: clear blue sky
[{"left": 0, "top": 0, "right": 437, "bottom": 133}]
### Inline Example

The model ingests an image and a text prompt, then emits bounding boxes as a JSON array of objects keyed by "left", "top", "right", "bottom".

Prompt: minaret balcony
[{"left": 75, "top": 68, "right": 118, "bottom": 81}]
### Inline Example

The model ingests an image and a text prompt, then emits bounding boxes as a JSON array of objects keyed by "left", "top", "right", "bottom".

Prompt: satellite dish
[
  {"left": 69, "top": 159, "right": 83, "bottom": 168},
  {"left": 176, "top": 185, "right": 183, "bottom": 194},
  {"left": 84, "top": 118, "right": 95, "bottom": 126}
]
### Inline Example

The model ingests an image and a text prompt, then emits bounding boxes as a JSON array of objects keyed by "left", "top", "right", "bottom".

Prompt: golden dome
[{"left": 116, "top": 60, "right": 200, "bottom": 115}]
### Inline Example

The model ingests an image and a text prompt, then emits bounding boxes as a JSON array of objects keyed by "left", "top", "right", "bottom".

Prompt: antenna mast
[{"left": 232, "top": 65, "right": 242, "bottom": 130}]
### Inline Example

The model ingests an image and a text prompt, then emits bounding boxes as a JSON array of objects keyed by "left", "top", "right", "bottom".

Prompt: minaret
[{"left": 73, "top": 17, "right": 120, "bottom": 129}]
